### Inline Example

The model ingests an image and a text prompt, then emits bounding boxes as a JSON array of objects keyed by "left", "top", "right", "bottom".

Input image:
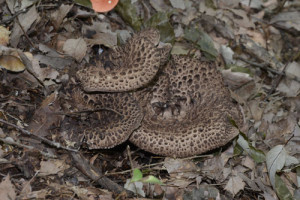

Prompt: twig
[
  {"left": 15, "top": 16, "right": 36, "bottom": 49},
  {"left": 0, "top": 137, "right": 56, "bottom": 158},
  {"left": 0, "top": 9, "right": 28, "bottom": 25},
  {"left": 17, "top": 50, "right": 48, "bottom": 93},
  {"left": 267, "top": 62, "right": 289, "bottom": 97},
  {"left": 0, "top": 118, "right": 78, "bottom": 152},
  {"left": 105, "top": 154, "right": 212, "bottom": 176},
  {"left": 235, "top": 56, "right": 300, "bottom": 83},
  {"left": 70, "top": 152, "right": 134, "bottom": 198}
]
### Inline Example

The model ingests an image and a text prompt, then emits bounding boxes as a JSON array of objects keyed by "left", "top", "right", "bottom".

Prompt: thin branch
[
  {"left": 235, "top": 56, "right": 300, "bottom": 83},
  {"left": 0, "top": 137, "right": 56, "bottom": 158},
  {"left": 0, "top": 118, "right": 78, "bottom": 152},
  {"left": 105, "top": 154, "right": 212, "bottom": 176},
  {"left": 0, "top": 9, "right": 28, "bottom": 25},
  {"left": 70, "top": 152, "right": 134, "bottom": 198}
]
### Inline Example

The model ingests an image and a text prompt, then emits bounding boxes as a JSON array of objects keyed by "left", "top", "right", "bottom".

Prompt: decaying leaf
[
  {"left": 266, "top": 145, "right": 299, "bottom": 188},
  {"left": 39, "top": 159, "right": 70, "bottom": 176},
  {"left": 169, "top": 0, "right": 185, "bottom": 10},
  {"left": 271, "top": 11, "right": 300, "bottom": 32},
  {"left": 51, "top": 4, "right": 73, "bottom": 29},
  {"left": 224, "top": 175, "right": 246, "bottom": 196},
  {"left": 0, "top": 175, "right": 16, "bottom": 200},
  {"left": 10, "top": 5, "right": 40, "bottom": 47},
  {"left": 0, "top": 26, "right": 10, "bottom": 46},
  {"left": 124, "top": 179, "right": 145, "bottom": 197},
  {"left": 63, "top": 38, "right": 87, "bottom": 62}
]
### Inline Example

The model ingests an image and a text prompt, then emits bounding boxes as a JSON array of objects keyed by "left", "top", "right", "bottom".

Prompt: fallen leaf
[
  {"left": 63, "top": 38, "right": 87, "bottom": 62},
  {"left": 35, "top": 44, "right": 73, "bottom": 70},
  {"left": 0, "top": 175, "right": 16, "bottom": 200},
  {"left": 224, "top": 175, "right": 246, "bottom": 196},
  {"left": 266, "top": 145, "right": 287, "bottom": 188},
  {"left": 169, "top": 0, "right": 185, "bottom": 9},
  {"left": 274, "top": 174, "right": 294, "bottom": 200},
  {"left": 39, "top": 159, "right": 70, "bottom": 176},
  {"left": 0, "top": 26, "right": 10, "bottom": 46},
  {"left": 149, "top": 0, "right": 170, "bottom": 12},
  {"left": 124, "top": 179, "right": 145, "bottom": 197},
  {"left": 10, "top": 5, "right": 40, "bottom": 47},
  {"left": 28, "top": 92, "right": 61, "bottom": 137},
  {"left": 183, "top": 185, "right": 221, "bottom": 199},
  {"left": 164, "top": 158, "right": 198, "bottom": 179},
  {"left": 271, "top": 11, "right": 300, "bottom": 32},
  {"left": 85, "top": 32, "right": 117, "bottom": 48},
  {"left": 51, "top": 4, "right": 73, "bottom": 29},
  {"left": 115, "top": 0, "right": 142, "bottom": 31},
  {"left": 236, "top": 133, "right": 266, "bottom": 163}
]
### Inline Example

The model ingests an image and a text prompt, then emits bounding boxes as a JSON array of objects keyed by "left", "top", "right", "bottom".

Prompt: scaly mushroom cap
[
  {"left": 77, "top": 29, "right": 171, "bottom": 92},
  {"left": 65, "top": 87, "right": 143, "bottom": 149},
  {"left": 129, "top": 55, "right": 242, "bottom": 158}
]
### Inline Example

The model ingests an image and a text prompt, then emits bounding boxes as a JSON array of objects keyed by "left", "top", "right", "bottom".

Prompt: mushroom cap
[
  {"left": 129, "top": 55, "right": 242, "bottom": 157},
  {"left": 0, "top": 55, "right": 25, "bottom": 72},
  {"left": 90, "top": 0, "right": 119, "bottom": 13},
  {"left": 77, "top": 29, "right": 171, "bottom": 92}
]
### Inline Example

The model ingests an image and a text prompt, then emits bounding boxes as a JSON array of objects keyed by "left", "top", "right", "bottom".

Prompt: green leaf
[
  {"left": 196, "top": 31, "right": 218, "bottom": 60},
  {"left": 184, "top": 27, "right": 218, "bottom": 60},
  {"left": 171, "top": 42, "right": 190, "bottom": 55},
  {"left": 236, "top": 133, "right": 266, "bottom": 163},
  {"left": 227, "top": 64, "right": 253, "bottom": 76},
  {"left": 142, "top": 175, "right": 163, "bottom": 185},
  {"left": 275, "top": 174, "right": 294, "bottom": 200},
  {"left": 184, "top": 27, "right": 200, "bottom": 43},
  {"left": 145, "top": 12, "right": 175, "bottom": 43},
  {"left": 115, "top": 0, "right": 142, "bottom": 31},
  {"left": 74, "top": 0, "right": 92, "bottom": 8},
  {"left": 266, "top": 145, "right": 286, "bottom": 188},
  {"left": 131, "top": 168, "right": 143, "bottom": 182}
]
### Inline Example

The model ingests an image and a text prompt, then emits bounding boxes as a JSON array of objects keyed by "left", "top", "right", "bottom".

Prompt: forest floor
[{"left": 0, "top": 0, "right": 300, "bottom": 199}]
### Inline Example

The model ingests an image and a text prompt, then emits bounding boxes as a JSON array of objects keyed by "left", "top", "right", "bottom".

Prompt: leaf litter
[{"left": 0, "top": 0, "right": 300, "bottom": 199}]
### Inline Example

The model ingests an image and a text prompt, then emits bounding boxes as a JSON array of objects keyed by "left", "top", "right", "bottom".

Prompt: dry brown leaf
[
  {"left": 51, "top": 4, "right": 73, "bottom": 29},
  {"left": 85, "top": 32, "right": 117, "bottom": 48},
  {"left": 224, "top": 175, "right": 246, "bottom": 196},
  {"left": 164, "top": 158, "right": 198, "bottom": 179},
  {"left": 227, "top": 9, "right": 255, "bottom": 28},
  {"left": 0, "top": 175, "right": 16, "bottom": 200},
  {"left": 39, "top": 159, "right": 70, "bottom": 176},
  {"left": 0, "top": 26, "right": 10, "bottom": 46},
  {"left": 10, "top": 5, "right": 40, "bottom": 47},
  {"left": 28, "top": 92, "right": 61, "bottom": 137},
  {"left": 35, "top": 44, "right": 73, "bottom": 70},
  {"left": 63, "top": 38, "right": 87, "bottom": 62},
  {"left": 242, "top": 156, "right": 255, "bottom": 170},
  {"left": 21, "top": 189, "right": 48, "bottom": 199},
  {"left": 31, "top": 55, "right": 59, "bottom": 85}
]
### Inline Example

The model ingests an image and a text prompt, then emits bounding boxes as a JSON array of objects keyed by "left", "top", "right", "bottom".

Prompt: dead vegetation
[{"left": 0, "top": 0, "right": 299, "bottom": 199}]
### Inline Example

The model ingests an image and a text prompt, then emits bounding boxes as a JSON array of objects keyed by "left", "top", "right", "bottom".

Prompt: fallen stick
[{"left": 69, "top": 152, "right": 134, "bottom": 198}]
